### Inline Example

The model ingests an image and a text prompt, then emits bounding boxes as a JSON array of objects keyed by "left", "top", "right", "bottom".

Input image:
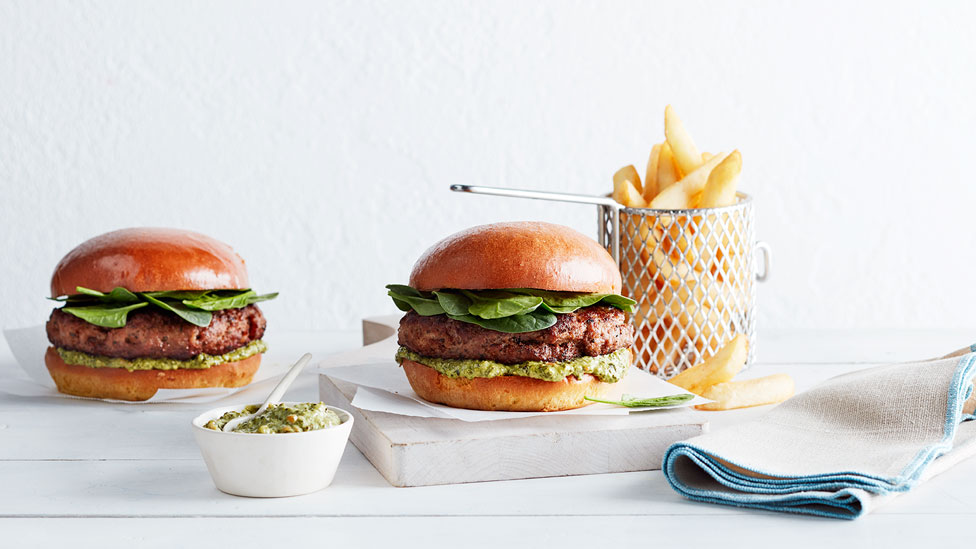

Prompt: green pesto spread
[
  {"left": 204, "top": 402, "right": 342, "bottom": 434},
  {"left": 395, "top": 346, "right": 631, "bottom": 383},
  {"left": 56, "top": 339, "right": 268, "bottom": 372}
]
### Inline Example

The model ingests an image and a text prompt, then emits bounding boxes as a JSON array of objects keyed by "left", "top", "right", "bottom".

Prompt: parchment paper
[{"left": 320, "top": 360, "right": 707, "bottom": 422}]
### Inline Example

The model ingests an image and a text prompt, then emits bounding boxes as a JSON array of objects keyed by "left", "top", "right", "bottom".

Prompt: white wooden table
[{"left": 2, "top": 326, "right": 974, "bottom": 547}]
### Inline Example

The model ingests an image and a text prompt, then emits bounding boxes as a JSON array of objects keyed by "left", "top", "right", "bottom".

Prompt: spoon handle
[
  {"left": 262, "top": 353, "right": 313, "bottom": 408},
  {"left": 220, "top": 353, "right": 314, "bottom": 432}
]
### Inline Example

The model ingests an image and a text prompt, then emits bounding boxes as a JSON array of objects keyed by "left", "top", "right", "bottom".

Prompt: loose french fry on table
[
  {"left": 649, "top": 153, "right": 727, "bottom": 209},
  {"left": 642, "top": 144, "right": 662, "bottom": 202},
  {"left": 698, "top": 150, "right": 742, "bottom": 208},
  {"left": 668, "top": 333, "right": 748, "bottom": 395},
  {"left": 695, "top": 374, "right": 796, "bottom": 411},
  {"left": 664, "top": 105, "right": 703, "bottom": 177}
]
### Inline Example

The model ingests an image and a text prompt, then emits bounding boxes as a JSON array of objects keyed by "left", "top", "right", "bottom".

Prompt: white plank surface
[
  {"left": 7, "top": 515, "right": 974, "bottom": 549},
  {"left": 2, "top": 326, "right": 975, "bottom": 546},
  {"left": 1, "top": 447, "right": 975, "bottom": 518}
]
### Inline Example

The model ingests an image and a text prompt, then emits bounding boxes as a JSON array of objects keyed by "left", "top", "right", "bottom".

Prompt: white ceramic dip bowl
[{"left": 192, "top": 402, "right": 353, "bottom": 497}]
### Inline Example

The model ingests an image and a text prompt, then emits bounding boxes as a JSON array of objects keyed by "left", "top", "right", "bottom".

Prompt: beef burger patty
[
  {"left": 47, "top": 305, "right": 267, "bottom": 360},
  {"left": 398, "top": 305, "right": 634, "bottom": 364}
]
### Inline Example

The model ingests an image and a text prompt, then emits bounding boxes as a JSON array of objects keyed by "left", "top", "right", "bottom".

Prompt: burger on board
[
  {"left": 387, "top": 221, "right": 637, "bottom": 412},
  {"left": 45, "top": 228, "right": 276, "bottom": 401}
]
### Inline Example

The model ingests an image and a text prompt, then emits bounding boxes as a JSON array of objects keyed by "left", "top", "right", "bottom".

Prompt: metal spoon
[{"left": 222, "top": 353, "right": 313, "bottom": 432}]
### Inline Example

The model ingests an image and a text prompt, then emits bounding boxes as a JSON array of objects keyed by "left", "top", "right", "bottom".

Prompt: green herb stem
[{"left": 583, "top": 393, "right": 694, "bottom": 408}]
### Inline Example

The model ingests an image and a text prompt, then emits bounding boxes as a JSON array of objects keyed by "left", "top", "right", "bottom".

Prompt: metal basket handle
[
  {"left": 755, "top": 241, "right": 772, "bottom": 282},
  {"left": 450, "top": 184, "right": 622, "bottom": 265},
  {"left": 449, "top": 185, "right": 772, "bottom": 282}
]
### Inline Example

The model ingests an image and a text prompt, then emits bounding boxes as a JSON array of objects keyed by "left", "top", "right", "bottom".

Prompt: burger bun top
[
  {"left": 409, "top": 221, "right": 621, "bottom": 294},
  {"left": 51, "top": 227, "right": 249, "bottom": 297}
]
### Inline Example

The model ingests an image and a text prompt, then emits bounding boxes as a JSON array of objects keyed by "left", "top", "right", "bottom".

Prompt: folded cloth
[{"left": 663, "top": 345, "right": 976, "bottom": 519}]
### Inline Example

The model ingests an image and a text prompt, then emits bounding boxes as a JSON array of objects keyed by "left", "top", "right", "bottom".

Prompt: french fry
[
  {"left": 695, "top": 374, "right": 795, "bottom": 411},
  {"left": 642, "top": 144, "right": 662, "bottom": 202},
  {"left": 656, "top": 213, "right": 703, "bottom": 270},
  {"left": 614, "top": 164, "right": 642, "bottom": 196},
  {"left": 664, "top": 105, "right": 703, "bottom": 177},
  {"left": 668, "top": 333, "right": 748, "bottom": 395},
  {"left": 698, "top": 150, "right": 741, "bottom": 208},
  {"left": 656, "top": 142, "right": 680, "bottom": 194},
  {"left": 647, "top": 245, "right": 693, "bottom": 284},
  {"left": 649, "top": 153, "right": 727, "bottom": 210},
  {"left": 612, "top": 176, "right": 647, "bottom": 208}
]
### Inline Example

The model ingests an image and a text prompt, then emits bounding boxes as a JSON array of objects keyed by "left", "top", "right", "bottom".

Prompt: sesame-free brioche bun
[
  {"left": 50, "top": 227, "right": 249, "bottom": 297},
  {"left": 44, "top": 347, "right": 260, "bottom": 401},
  {"left": 408, "top": 222, "right": 621, "bottom": 294},
  {"left": 401, "top": 355, "right": 629, "bottom": 412}
]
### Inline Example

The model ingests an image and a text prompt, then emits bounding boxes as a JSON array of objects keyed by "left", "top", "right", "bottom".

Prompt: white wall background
[{"left": 2, "top": 1, "right": 974, "bottom": 335}]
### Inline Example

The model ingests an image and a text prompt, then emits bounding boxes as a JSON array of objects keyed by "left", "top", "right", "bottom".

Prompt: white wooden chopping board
[{"left": 318, "top": 315, "right": 708, "bottom": 487}]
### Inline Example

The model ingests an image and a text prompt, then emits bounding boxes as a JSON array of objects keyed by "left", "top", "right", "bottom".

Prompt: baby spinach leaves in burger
[
  {"left": 385, "top": 284, "right": 635, "bottom": 334},
  {"left": 50, "top": 286, "right": 278, "bottom": 328}
]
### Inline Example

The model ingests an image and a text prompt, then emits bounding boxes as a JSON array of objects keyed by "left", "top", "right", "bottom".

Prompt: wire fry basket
[{"left": 451, "top": 185, "right": 771, "bottom": 379}]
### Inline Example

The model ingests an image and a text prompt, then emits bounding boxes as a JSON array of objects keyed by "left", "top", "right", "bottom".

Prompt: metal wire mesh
[{"left": 599, "top": 193, "right": 758, "bottom": 378}]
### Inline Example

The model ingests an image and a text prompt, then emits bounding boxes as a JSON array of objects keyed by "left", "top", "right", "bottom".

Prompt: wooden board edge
[{"left": 319, "top": 375, "right": 407, "bottom": 487}]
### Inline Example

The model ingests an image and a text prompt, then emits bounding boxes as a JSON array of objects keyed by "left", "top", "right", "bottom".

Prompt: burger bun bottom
[
  {"left": 45, "top": 347, "right": 260, "bottom": 401},
  {"left": 401, "top": 357, "right": 621, "bottom": 412}
]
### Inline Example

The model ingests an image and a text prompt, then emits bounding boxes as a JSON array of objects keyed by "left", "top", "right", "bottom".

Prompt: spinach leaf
[
  {"left": 597, "top": 294, "right": 637, "bottom": 313},
  {"left": 526, "top": 291, "right": 606, "bottom": 314},
  {"left": 512, "top": 289, "right": 637, "bottom": 314},
  {"left": 433, "top": 291, "right": 472, "bottom": 316},
  {"left": 447, "top": 310, "right": 557, "bottom": 333},
  {"left": 246, "top": 292, "right": 278, "bottom": 305},
  {"left": 389, "top": 295, "right": 413, "bottom": 313},
  {"left": 143, "top": 290, "right": 212, "bottom": 300},
  {"left": 141, "top": 294, "right": 213, "bottom": 327},
  {"left": 76, "top": 286, "right": 141, "bottom": 303},
  {"left": 386, "top": 285, "right": 445, "bottom": 316},
  {"left": 48, "top": 295, "right": 95, "bottom": 303},
  {"left": 386, "top": 284, "right": 423, "bottom": 297},
  {"left": 75, "top": 287, "right": 107, "bottom": 298},
  {"left": 182, "top": 290, "right": 257, "bottom": 311},
  {"left": 461, "top": 290, "right": 543, "bottom": 319},
  {"left": 175, "top": 290, "right": 279, "bottom": 310},
  {"left": 61, "top": 302, "right": 149, "bottom": 329}
]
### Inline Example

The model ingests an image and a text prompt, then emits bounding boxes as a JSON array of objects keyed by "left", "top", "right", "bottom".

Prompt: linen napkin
[{"left": 662, "top": 345, "right": 976, "bottom": 519}]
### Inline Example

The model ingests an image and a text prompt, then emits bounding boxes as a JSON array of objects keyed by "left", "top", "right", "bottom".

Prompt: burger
[
  {"left": 387, "top": 221, "right": 636, "bottom": 412},
  {"left": 45, "top": 228, "right": 276, "bottom": 401}
]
